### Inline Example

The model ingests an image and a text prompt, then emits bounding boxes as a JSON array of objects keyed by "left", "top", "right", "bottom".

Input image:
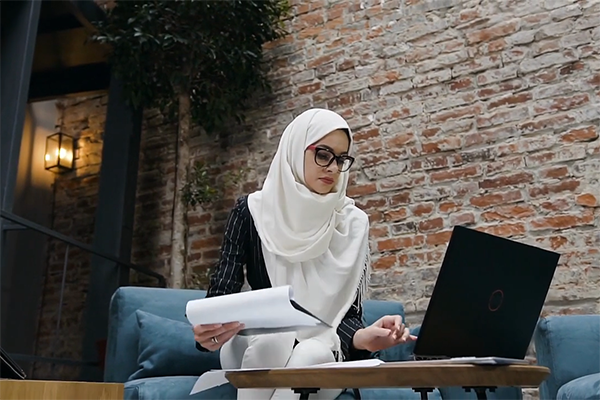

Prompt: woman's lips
[{"left": 319, "top": 177, "right": 334, "bottom": 184}]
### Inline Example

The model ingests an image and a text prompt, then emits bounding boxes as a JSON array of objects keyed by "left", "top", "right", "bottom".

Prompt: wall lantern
[{"left": 44, "top": 132, "right": 75, "bottom": 173}]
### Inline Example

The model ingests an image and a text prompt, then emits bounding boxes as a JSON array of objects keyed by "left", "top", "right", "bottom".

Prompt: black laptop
[
  {"left": 0, "top": 346, "right": 26, "bottom": 379},
  {"left": 412, "top": 226, "right": 560, "bottom": 360}
]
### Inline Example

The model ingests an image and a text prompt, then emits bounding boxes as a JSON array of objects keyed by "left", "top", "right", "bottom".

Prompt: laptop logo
[{"left": 488, "top": 289, "right": 504, "bottom": 312}]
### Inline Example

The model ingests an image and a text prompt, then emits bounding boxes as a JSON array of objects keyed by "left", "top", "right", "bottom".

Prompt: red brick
[
  {"left": 529, "top": 180, "right": 581, "bottom": 198},
  {"left": 370, "top": 225, "right": 390, "bottom": 238},
  {"left": 431, "top": 104, "right": 482, "bottom": 123},
  {"left": 377, "top": 235, "right": 425, "bottom": 252},
  {"left": 539, "top": 166, "right": 569, "bottom": 179},
  {"left": 421, "top": 137, "right": 462, "bottom": 154},
  {"left": 450, "top": 77, "right": 474, "bottom": 91},
  {"left": 477, "top": 223, "right": 526, "bottom": 237},
  {"left": 371, "top": 71, "right": 402, "bottom": 86},
  {"left": 298, "top": 82, "right": 322, "bottom": 94},
  {"left": 384, "top": 207, "right": 409, "bottom": 222},
  {"left": 439, "top": 201, "right": 461, "bottom": 213},
  {"left": 422, "top": 127, "right": 441, "bottom": 138},
  {"left": 470, "top": 190, "right": 523, "bottom": 208},
  {"left": 419, "top": 217, "right": 444, "bottom": 232},
  {"left": 353, "top": 127, "right": 380, "bottom": 142},
  {"left": 540, "top": 199, "right": 570, "bottom": 212},
  {"left": 386, "top": 133, "right": 416, "bottom": 147},
  {"left": 293, "top": 10, "right": 325, "bottom": 30},
  {"left": 519, "top": 113, "right": 576, "bottom": 133},
  {"left": 561, "top": 126, "right": 598, "bottom": 143},
  {"left": 389, "top": 191, "right": 411, "bottom": 206},
  {"left": 356, "top": 197, "right": 387, "bottom": 210},
  {"left": 426, "top": 230, "right": 453, "bottom": 245},
  {"left": 466, "top": 21, "right": 519, "bottom": 44},
  {"left": 307, "top": 50, "right": 344, "bottom": 68},
  {"left": 533, "top": 93, "right": 590, "bottom": 114},
  {"left": 559, "top": 62, "right": 585, "bottom": 76},
  {"left": 530, "top": 211, "right": 595, "bottom": 231},
  {"left": 576, "top": 194, "right": 598, "bottom": 207},
  {"left": 487, "top": 92, "right": 532, "bottom": 110},
  {"left": 411, "top": 202, "right": 435, "bottom": 217},
  {"left": 477, "top": 80, "right": 523, "bottom": 99},
  {"left": 430, "top": 166, "right": 480, "bottom": 183},
  {"left": 347, "top": 183, "right": 378, "bottom": 197},
  {"left": 373, "top": 255, "right": 397, "bottom": 269},
  {"left": 481, "top": 205, "right": 536, "bottom": 222},
  {"left": 479, "top": 172, "right": 534, "bottom": 189},
  {"left": 451, "top": 212, "right": 476, "bottom": 226}
]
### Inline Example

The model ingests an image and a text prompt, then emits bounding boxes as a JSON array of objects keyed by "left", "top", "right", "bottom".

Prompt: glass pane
[
  {"left": 58, "top": 134, "right": 74, "bottom": 169},
  {"left": 45, "top": 134, "right": 60, "bottom": 170}
]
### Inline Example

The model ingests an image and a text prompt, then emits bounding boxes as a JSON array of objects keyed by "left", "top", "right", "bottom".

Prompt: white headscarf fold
[{"left": 247, "top": 108, "right": 371, "bottom": 362}]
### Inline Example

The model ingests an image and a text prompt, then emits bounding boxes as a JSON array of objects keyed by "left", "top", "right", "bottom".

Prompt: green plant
[
  {"left": 92, "top": 0, "right": 289, "bottom": 132},
  {"left": 91, "top": 0, "right": 289, "bottom": 288},
  {"left": 181, "top": 162, "right": 248, "bottom": 208}
]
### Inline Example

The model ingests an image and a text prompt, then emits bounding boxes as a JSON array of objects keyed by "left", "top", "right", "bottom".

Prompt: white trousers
[{"left": 220, "top": 334, "right": 343, "bottom": 400}]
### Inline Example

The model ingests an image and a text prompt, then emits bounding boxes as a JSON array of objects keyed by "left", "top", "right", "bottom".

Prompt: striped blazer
[{"left": 196, "top": 195, "right": 372, "bottom": 361}]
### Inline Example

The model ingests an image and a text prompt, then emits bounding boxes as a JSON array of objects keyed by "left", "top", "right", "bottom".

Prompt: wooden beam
[
  {"left": 28, "top": 62, "right": 111, "bottom": 102},
  {"left": 31, "top": 27, "right": 110, "bottom": 73}
]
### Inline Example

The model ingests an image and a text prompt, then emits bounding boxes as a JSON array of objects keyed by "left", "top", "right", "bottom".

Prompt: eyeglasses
[{"left": 306, "top": 145, "right": 355, "bottom": 172}]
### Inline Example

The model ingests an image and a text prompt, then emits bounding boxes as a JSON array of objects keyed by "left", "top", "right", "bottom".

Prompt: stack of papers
[
  {"left": 185, "top": 285, "right": 331, "bottom": 336},
  {"left": 396, "top": 357, "right": 531, "bottom": 366}
]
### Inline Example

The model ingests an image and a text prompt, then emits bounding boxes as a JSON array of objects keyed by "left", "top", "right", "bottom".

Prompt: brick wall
[
  {"left": 177, "top": 0, "right": 600, "bottom": 320},
  {"left": 48, "top": 0, "right": 599, "bottom": 386},
  {"left": 35, "top": 96, "right": 107, "bottom": 379}
]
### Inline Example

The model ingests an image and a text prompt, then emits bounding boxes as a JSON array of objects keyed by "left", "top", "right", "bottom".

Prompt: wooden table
[
  {"left": 0, "top": 379, "right": 124, "bottom": 400},
  {"left": 225, "top": 362, "right": 550, "bottom": 400}
]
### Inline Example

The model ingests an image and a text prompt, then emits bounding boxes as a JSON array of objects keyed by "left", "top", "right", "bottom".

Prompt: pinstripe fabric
[{"left": 197, "top": 195, "right": 372, "bottom": 361}]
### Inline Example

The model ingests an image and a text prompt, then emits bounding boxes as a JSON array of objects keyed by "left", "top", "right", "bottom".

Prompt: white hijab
[{"left": 247, "top": 108, "right": 371, "bottom": 361}]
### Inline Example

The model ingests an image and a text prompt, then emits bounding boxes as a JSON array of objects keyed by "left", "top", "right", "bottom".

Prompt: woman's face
[{"left": 303, "top": 129, "right": 351, "bottom": 195}]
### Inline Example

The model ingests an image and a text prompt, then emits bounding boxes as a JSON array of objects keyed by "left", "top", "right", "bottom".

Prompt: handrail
[{"left": 1, "top": 209, "right": 166, "bottom": 287}]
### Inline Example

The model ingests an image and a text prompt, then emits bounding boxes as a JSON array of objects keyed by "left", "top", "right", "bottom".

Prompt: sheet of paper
[
  {"left": 186, "top": 285, "right": 327, "bottom": 333},
  {"left": 389, "top": 357, "right": 530, "bottom": 366},
  {"left": 190, "top": 370, "right": 228, "bottom": 395},
  {"left": 189, "top": 359, "right": 385, "bottom": 395}
]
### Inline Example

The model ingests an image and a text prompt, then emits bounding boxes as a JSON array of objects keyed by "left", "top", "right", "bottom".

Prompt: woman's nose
[{"left": 326, "top": 161, "right": 340, "bottom": 173}]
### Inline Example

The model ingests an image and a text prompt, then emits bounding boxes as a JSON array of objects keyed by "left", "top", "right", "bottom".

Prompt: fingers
[
  {"left": 400, "top": 327, "right": 410, "bottom": 342},
  {"left": 194, "top": 322, "right": 243, "bottom": 350},
  {"left": 370, "top": 327, "right": 393, "bottom": 337}
]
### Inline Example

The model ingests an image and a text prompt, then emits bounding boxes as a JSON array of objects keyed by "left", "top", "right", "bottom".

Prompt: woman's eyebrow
[{"left": 316, "top": 144, "right": 349, "bottom": 155}]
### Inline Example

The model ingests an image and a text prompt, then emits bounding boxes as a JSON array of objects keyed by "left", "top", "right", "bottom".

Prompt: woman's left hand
[{"left": 352, "top": 315, "right": 418, "bottom": 352}]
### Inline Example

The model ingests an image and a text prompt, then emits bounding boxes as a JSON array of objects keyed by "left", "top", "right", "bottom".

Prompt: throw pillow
[{"left": 128, "top": 310, "right": 221, "bottom": 381}]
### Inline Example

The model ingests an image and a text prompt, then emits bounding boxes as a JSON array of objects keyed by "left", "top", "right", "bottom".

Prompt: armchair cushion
[
  {"left": 128, "top": 310, "right": 220, "bottom": 381},
  {"left": 105, "top": 287, "right": 210, "bottom": 382},
  {"left": 556, "top": 373, "right": 600, "bottom": 400},
  {"left": 534, "top": 315, "right": 600, "bottom": 400}
]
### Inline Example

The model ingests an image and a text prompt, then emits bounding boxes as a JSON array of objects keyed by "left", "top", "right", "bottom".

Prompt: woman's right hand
[{"left": 193, "top": 322, "right": 245, "bottom": 351}]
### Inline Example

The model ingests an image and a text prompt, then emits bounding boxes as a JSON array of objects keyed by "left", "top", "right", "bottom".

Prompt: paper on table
[
  {"left": 185, "top": 285, "right": 330, "bottom": 336},
  {"left": 190, "top": 359, "right": 385, "bottom": 395},
  {"left": 393, "top": 357, "right": 531, "bottom": 366}
]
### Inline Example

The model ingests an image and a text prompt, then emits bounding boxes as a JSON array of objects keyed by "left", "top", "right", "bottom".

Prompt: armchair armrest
[{"left": 534, "top": 315, "right": 600, "bottom": 400}]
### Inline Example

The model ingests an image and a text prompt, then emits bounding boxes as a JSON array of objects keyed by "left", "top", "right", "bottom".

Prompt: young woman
[{"left": 193, "top": 108, "right": 416, "bottom": 399}]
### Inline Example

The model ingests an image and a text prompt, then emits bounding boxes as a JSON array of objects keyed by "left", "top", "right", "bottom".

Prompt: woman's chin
[{"left": 308, "top": 181, "right": 335, "bottom": 195}]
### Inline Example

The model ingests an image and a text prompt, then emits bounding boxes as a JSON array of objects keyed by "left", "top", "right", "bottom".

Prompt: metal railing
[
  {"left": 1, "top": 209, "right": 166, "bottom": 375},
  {"left": 1, "top": 210, "right": 166, "bottom": 286}
]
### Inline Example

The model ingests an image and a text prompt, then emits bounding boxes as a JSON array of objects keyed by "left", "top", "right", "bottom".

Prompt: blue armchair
[
  {"left": 534, "top": 315, "right": 600, "bottom": 400},
  {"left": 104, "top": 286, "right": 522, "bottom": 400}
]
